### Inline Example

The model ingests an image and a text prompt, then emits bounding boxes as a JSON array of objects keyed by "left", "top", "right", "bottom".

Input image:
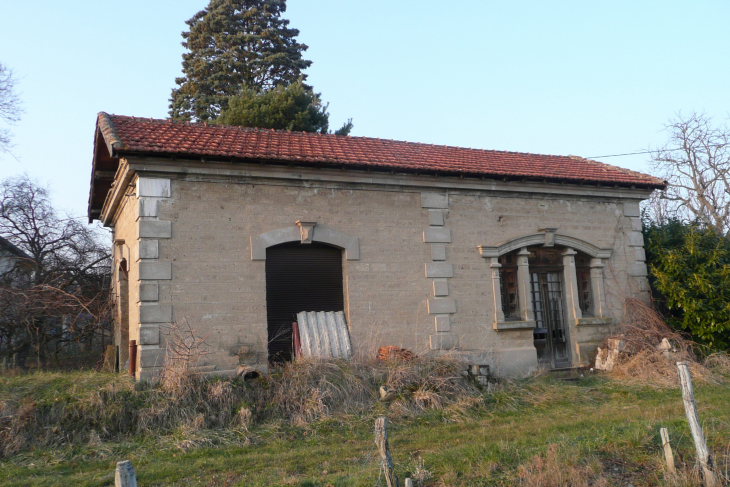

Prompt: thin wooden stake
[
  {"left": 375, "top": 416, "right": 399, "bottom": 487},
  {"left": 405, "top": 478, "right": 413, "bottom": 487},
  {"left": 660, "top": 427, "right": 676, "bottom": 475},
  {"left": 115, "top": 460, "right": 137, "bottom": 487},
  {"left": 677, "top": 362, "right": 717, "bottom": 487}
]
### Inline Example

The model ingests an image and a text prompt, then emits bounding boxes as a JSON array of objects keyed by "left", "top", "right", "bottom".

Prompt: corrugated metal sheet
[
  {"left": 265, "top": 242, "right": 344, "bottom": 361},
  {"left": 297, "top": 311, "right": 352, "bottom": 359}
]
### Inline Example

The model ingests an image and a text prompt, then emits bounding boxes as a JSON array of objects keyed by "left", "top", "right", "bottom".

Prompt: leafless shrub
[
  {"left": 602, "top": 299, "right": 713, "bottom": 387},
  {"left": 159, "top": 320, "right": 210, "bottom": 396}
]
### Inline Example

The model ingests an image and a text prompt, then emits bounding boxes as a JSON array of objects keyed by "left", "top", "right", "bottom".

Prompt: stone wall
[{"left": 110, "top": 160, "right": 652, "bottom": 379}]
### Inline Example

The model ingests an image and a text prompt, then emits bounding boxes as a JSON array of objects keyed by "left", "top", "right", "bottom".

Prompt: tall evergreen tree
[
  {"left": 217, "top": 80, "right": 329, "bottom": 133},
  {"left": 217, "top": 80, "right": 353, "bottom": 135},
  {"left": 169, "top": 0, "right": 311, "bottom": 122}
]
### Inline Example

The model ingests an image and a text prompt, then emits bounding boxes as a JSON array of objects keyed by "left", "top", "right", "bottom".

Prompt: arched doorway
[
  {"left": 526, "top": 247, "right": 569, "bottom": 368},
  {"left": 265, "top": 242, "right": 344, "bottom": 362},
  {"left": 498, "top": 246, "right": 596, "bottom": 368}
]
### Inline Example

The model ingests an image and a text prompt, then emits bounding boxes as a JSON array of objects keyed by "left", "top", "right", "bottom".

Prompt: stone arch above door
[{"left": 250, "top": 223, "right": 360, "bottom": 260}]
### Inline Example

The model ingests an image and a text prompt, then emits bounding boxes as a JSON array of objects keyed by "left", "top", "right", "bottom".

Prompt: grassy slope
[{"left": 1, "top": 372, "right": 729, "bottom": 486}]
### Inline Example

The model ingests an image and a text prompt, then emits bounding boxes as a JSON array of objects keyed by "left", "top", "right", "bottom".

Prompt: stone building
[
  {"left": 0, "top": 236, "right": 33, "bottom": 284},
  {"left": 87, "top": 112, "right": 665, "bottom": 380}
]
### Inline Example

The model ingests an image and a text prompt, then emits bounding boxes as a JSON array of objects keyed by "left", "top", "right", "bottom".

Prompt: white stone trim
[
  {"left": 250, "top": 224, "right": 360, "bottom": 260},
  {"left": 478, "top": 232, "right": 613, "bottom": 259},
  {"left": 138, "top": 177, "right": 171, "bottom": 198}
]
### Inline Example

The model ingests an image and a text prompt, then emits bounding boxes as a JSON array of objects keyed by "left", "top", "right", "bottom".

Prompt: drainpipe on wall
[{"left": 128, "top": 340, "right": 137, "bottom": 377}]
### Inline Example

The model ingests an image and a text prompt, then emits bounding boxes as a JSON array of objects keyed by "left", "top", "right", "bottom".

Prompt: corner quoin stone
[
  {"left": 139, "top": 325, "right": 160, "bottom": 345},
  {"left": 431, "top": 243, "right": 446, "bottom": 261},
  {"left": 425, "top": 262, "right": 454, "bottom": 278},
  {"left": 428, "top": 209, "right": 445, "bottom": 226},
  {"left": 139, "top": 220, "right": 172, "bottom": 239},
  {"left": 138, "top": 198, "right": 159, "bottom": 218},
  {"left": 423, "top": 227, "right": 451, "bottom": 243},
  {"left": 427, "top": 298, "right": 457, "bottom": 314},
  {"left": 434, "top": 314, "right": 451, "bottom": 332},
  {"left": 137, "top": 178, "right": 171, "bottom": 198},
  {"left": 139, "top": 239, "right": 159, "bottom": 259},
  {"left": 430, "top": 333, "right": 458, "bottom": 350},
  {"left": 421, "top": 192, "right": 449, "bottom": 209},
  {"left": 433, "top": 279, "right": 449, "bottom": 296},
  {"left": 139, "top": 304, "right": 172, "bottom": 324},
  {"left": 623, "top": 201, "right": 641, "bottom": 217},
  {"left": 139, "top": 262, "right": 172, "bottom": 280},
  {"left": 139, "top": 346, "right": 164, "bottom": 368},
  {"left": 139, "top": 282, "right": 159, "bottom": 301}
]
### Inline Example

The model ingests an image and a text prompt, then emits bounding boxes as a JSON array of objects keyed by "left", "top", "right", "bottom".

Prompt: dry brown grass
[
  {"left": 0, "top": 354, "right": 480, "bottom": 458},
  {"left": 263, "top": 353, "right": 479, "bottom": 424},
  {"left": 517, "top": 444, "right": 609, "bottom": 487},
  {"left": 603, "top": 299, "right": 724, "bottom": 387}
]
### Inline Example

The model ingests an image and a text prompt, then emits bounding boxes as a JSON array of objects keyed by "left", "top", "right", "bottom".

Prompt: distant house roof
[
  {"left": 0, "top": 235, "right": 31, "bottom": 260},
  {"left": 88, "top": 112, "right": 666, "bottom": 220}
]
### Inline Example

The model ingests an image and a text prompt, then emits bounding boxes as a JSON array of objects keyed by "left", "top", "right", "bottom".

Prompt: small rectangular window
[
  {"left": 576, "top": 266, "right": 593, "bottom": 317},
  {"left": 499, "top": 254, "right": 520, "bottom": 320}
]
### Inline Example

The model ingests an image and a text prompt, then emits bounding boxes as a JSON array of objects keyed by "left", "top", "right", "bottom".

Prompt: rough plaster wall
[
  {"left": 153, "top": 176, "right": 648, "bottom": 374},
  {"left": 155, "top": 180, "right": 434, "bottom": 370},
  {"left": 111, "top": 192, "right": 140, "bottom": 348}
]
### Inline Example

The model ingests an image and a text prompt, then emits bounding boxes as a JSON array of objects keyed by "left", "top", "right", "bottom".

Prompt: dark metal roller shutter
[{"left": 265, "top": 242, "right": 344, "bottom": 362}]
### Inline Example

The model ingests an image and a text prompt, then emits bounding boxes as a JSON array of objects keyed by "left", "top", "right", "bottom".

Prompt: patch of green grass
[{"left": 1, "top": 372, "right": 729, "bottom": 486}]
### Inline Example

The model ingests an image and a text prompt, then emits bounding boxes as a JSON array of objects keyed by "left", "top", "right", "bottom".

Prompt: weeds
[
  {"left": 517, "top": 444, "right": 608, "bottom": 487},
  {"left": 0, "top": 354, "right": 480, "bottom": 458}
]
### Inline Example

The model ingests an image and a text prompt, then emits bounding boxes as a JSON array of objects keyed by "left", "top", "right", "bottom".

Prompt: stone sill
[
  {"left": 494, "top": 320, "right": 536, "bottom": 331},
  {"left": 577, "top": 317, "right": 613, "bottom": 327}
]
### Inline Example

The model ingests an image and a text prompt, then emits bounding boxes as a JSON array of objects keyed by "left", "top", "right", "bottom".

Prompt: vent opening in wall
[{"left": 265, "top": 242, "right": 344, "bottom": 363}]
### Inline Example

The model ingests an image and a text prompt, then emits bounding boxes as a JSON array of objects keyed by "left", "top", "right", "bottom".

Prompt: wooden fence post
[
  {"left": 375, "top": 416, "right": 399, "bottom": 487},
  {"left": 676, "top": 362, "right": 717, "bottom": 487},
  {"left": 660, "top": 427, "right": 676, "bottom": 475},
  {"left": 405, "top": 478, "right": 413, "bottom": 487},
  {"left": 115, "top": 460, "right": 137, "bottom": 487}
]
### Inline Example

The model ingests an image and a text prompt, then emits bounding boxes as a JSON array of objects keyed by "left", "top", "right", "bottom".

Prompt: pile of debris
[
  {"left": 593, "top": 299, "right": 706, "bottom": 387},
  {"left": 595, "top": 337, "right": 678, "bottom": 372}
]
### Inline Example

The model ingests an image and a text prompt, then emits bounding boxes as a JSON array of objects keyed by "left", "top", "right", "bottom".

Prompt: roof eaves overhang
[
  {"left": 88, "top": 113, "right": 126, "bottom": 223},
  {"left": 113, "top": 149, "right": 668, "bottom": 192}
]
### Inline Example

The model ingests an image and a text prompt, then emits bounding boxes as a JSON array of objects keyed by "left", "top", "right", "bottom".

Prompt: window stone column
[
  {"left": 561, "top": 247, "right": 581, "bottom": 367},
  {"left": 516, "top": 248, "right": 534, "bottom": 322},
  {"left": 489, "top": 257, "right": 506, "bottom": 325},
  {"left": 589, "top": 258, "right": 608, "bottom": 318}
]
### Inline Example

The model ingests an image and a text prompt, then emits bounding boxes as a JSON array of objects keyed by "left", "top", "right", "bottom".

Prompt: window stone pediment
[
  {"left": 251, "top": 224, "right": 360, "bottom": 260},
  {"left": 478, "top": 233, "right": 612, "bottom": 259}
]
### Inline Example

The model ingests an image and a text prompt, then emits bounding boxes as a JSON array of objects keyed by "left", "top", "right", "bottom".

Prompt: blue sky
[{"left": 0, "top": 1, "right": 728, "bottom": 218}]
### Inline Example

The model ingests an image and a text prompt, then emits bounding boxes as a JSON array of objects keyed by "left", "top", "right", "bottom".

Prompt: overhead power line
[
  {"left": 588, "top": 151, "right": 652, "bottom": 159},
  {"left": 589, "top": 148, "right": 684, "bottom": 159}
]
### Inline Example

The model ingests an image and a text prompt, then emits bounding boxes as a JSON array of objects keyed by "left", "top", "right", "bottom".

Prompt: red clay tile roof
[{"left": 98, "top": 112, "right": 665, "bottom": 189}]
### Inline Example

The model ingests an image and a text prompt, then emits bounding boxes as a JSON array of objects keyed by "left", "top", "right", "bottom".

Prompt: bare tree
[
  {"left": 649, "top": 113, "right": 730, "bottom": 233},
  {"left": 0, "top": 63, "right": 22, "bottom": 154},
  {"left": 0, "top": 175, "right": 112, "bottom": 368}
]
